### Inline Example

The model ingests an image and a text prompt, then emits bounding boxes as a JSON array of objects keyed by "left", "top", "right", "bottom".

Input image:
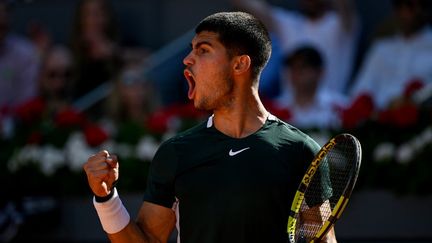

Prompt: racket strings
[
  {"left": 327, "top": 139, "right": 357, "bottom": 207},
  {"left": 295, "top": 137, "right": 359, "bottom": 241}
]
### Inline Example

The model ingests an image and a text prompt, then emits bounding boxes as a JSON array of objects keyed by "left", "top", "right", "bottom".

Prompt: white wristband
[{"left": 93, "top": 188, "right": 131, "bottom": 234}]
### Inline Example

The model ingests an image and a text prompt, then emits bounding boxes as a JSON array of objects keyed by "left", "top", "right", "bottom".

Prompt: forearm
[
  {"left": 320, "top": 227, "right": 337, "bottom": 243},
  {"left": 85, "top": 152, "right": 174, "bottom": 242},
  {"left": 93, "top": 189, "right": 167, "bottom": 243},
  {"left": 108, "top": 221, "right": 154, "bottom": 243}
]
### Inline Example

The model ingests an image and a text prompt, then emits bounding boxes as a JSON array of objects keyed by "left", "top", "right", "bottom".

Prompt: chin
[{"left": 194, "top": 100, "right": 213, "bottom": 111}]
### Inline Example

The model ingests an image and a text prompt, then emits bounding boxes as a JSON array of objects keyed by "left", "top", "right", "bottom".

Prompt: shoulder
[
  {"left": 150, "top": 118, "right": 212, "bottom": 173},
  {"left": 155, "top": 119, "right": 209, "bottom": 156},
  {"left": 267, "top": 114, "right": 320, "bottom": 151},
  {"left": 163, "top": 119, "right": 208, "bottom": 144}
]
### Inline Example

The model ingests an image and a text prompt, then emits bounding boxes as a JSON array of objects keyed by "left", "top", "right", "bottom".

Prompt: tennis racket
[{"left": 287, "top": 133, "right": 362, "bottom": 243}]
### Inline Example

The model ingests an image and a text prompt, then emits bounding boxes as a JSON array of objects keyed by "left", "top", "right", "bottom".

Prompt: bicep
[
  {"left": 136, "top": 201, "right": 176, "bottom": 243},
  {"left": 106, "top": 202, "right": 175, "bottom": 243}
]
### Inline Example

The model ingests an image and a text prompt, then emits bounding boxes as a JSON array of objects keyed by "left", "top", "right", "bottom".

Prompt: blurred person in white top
[
  {"left": 232, "top": 0, "right": 360, "bottom": 99},
  {"left": 276, "top": 46, "right": 347, "bottom": 130},
  {"left": 349, "top": 0, "right": 432, "bottom": 110},
  {"left": 0, "top": 0, "right": 39, "bottom": 110}
]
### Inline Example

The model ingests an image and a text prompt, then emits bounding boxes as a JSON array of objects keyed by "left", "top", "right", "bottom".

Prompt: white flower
[
  {"left": 396, "top": 144, "right": 415, "bottom": 165},
  {"left": 373, "top": 142, "right": 395, "bottom": 163},
  {"left": 64, "top": 132, "right": 96, "bottom": 171},
  {"left": 410, "top": 135, "right": 424, "bottom": 152},
  {"left": 39, "top": 145, "right": 65, "bottom": 176},
  {"left": 7, "top": 145, "right": 42, "bottom": 172},
  {"left": 7, "top": 145, "right": 65, "bottom": 175},
  {"left": 136, "top": 136, "right": 159, "bottom": 161}
]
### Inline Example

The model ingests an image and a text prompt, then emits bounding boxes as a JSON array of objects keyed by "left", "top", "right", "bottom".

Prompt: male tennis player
[{"left": 83, "top": 11, "right": 335, "bottom": 243}]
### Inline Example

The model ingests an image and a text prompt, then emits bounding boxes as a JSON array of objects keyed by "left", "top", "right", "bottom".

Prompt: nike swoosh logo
[{"left": 229, "top": 147, "right": 250, "bottom": 156}]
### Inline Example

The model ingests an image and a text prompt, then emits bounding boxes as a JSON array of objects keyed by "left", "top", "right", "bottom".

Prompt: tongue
[
  {"left": 188, "top": 84, "right": 195, "bottom": 100},
  {"left": 184, "top": 70, "right": 196, "bottom": 100}
]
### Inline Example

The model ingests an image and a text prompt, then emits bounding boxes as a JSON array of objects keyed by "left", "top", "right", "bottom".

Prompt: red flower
[
  {"left": 27, "top": 131, "right": 43, "bottom": 144},
  {"left": 15, "top": 97, "right": 46, "bottom": 124},
  {"left": 54, "top": 107, "right": 86, "bottom": 128},
  {"left": 263, "top": 99, "right": 291, "bottom": 121},
  {"left": 84, "top": 123, "right": 109, "bottom": 147},
  {"left": 146, "top": 103, "right": 208, "bottom": 134},
  {"left": 146, "top": 109, "right": 173, "bottom": 134},
  {"left": 341, "top": 94, "right": 375, "bottom": 129},
  {"left": 404, "top": 78, "right": 424, "bottom": 98},
  {"left": 175, "top": 103, "right": 208, "bottom": 119},
  {"left": 378, "top": 103, "right": 418, "bottom": 128}
]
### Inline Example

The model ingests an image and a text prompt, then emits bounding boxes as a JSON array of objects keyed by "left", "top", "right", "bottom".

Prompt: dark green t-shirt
[{"left": 143, "top": 114, "right": 327, "bottom": 243}]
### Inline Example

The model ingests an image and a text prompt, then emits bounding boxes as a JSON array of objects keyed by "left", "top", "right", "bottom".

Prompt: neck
[{"left": 212, "top": 86, "right": 268, "bottom": 138}]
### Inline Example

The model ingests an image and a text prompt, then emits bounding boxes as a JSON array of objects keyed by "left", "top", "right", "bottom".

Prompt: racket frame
[{"left": 287, "top": 134, "right": 362, "bottom": 243}]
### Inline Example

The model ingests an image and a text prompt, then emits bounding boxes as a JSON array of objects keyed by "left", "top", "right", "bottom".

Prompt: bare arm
[
  {"left": 231, "top": 0, "right": 276, "bottom": 32},
  {"left": 108, "top": 202, "right": 176, "bottom": 243},
  {"left": 83, "top": 151, "right": 175, "bottom": 243},
  {"left": 302, "top": 200, "right": 337, "bottom": 243}
]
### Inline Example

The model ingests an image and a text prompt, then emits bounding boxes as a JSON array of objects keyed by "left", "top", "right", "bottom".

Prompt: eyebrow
[{"left": 190, "top": 40, "right": 213, "bottom": 49}]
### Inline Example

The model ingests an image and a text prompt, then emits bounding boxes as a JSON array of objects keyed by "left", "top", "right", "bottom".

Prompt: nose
[{"left": 183, "top": 51, "right": 194, "bottom": 66}]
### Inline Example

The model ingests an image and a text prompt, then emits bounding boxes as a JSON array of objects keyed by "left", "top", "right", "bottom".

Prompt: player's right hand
[{"left": 83, "top": 150, "right": 119, "bottom": 197}]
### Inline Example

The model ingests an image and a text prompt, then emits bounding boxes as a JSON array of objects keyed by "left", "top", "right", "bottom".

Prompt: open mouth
[{"left": 184, "top": 69, "right": 196, "bottom": 100}]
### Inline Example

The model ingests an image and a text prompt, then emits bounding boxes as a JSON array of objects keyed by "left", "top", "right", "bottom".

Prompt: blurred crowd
[
  {"left": 233, "top": 0, "right": 432, "bottom": 131},
  {"left": 0, "top": 0, "right": 431, "bottom": 241},
  {"left": 0, "top": 0, "right": 431, "bottom": 140}
]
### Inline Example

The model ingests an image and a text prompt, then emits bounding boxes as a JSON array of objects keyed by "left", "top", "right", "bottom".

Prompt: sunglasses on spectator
[{"left": 46, "top": 69, "right": 72, "bottom": 79}]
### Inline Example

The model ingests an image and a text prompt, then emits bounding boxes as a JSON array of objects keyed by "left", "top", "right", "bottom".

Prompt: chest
[{"left": 173, "top": 137, "right": 298, "bottom": 204}]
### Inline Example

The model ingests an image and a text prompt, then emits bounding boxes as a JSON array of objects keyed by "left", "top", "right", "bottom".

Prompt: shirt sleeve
[{"left": 143, "top": 141, "right": 178, "bottom": 208}]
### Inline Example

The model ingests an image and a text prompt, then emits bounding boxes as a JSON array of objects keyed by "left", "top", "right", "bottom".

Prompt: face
[
  {"left": 40, "top": 49, "right": 72, "bottom": 97},
  {"left": 183, "top": 31, "right": 234, "bottom": 110},
  {"left": 394, "top": 1, "right": 424, "bottom": 35},
  {"left": 285, "top": 61, "right": 322, "bottom": 94},
  {"left": 119, "top": 68, "right": 146, "bottom": 108}
]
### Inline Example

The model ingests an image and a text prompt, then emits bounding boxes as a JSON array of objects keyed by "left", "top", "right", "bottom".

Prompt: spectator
[
  {"left": 231, "top": 0, "right": 360, "bottom": 99},
  {"left": 37, "top": 45, "right": 74, "bottom": 113},
  {"left": 0, "top": 0, "right": 39, "bottom": 112},
  {"left": 108, "top": 64, "right": 160, "bottom": 126},
  {"left": 346, "top": 0, "right": 432, "bottom": 128},
  {"left": 275, "top": 46, "right": 346, "bottom": 130},
  {"left": 69, "top": 0, "right": 122, "bottom": 100},
  {"left": 13, "top": 45, "right": 82, "bottom": 132},
  {"left": 14, "top": 45, "right": 109, "bottom": 149}
]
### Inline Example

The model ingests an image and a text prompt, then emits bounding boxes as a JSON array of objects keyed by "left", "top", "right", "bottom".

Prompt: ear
[{"left": 232, "top": 55, "right": 251, "bottom": 75}]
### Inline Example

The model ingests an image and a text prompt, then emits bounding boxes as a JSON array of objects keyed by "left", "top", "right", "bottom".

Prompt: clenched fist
[{"left": 83, "top": 150, "right": 119, "bottom": 197}]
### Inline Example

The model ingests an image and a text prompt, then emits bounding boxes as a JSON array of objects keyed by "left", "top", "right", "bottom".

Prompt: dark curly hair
[{"left": 195, "top": 11, "right": 272, "bottom": 80}]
